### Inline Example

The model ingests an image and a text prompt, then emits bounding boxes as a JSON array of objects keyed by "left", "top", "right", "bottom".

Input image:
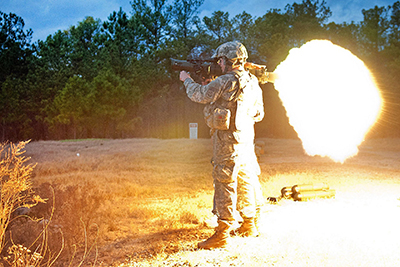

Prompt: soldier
[{"left": 179, "top": 41, "right": 264, "bottom": 249}]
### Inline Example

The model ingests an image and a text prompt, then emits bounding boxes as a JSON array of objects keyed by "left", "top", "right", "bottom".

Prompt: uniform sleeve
[{"left": 184, "top": 76, "right": 232, "bottom": 104}]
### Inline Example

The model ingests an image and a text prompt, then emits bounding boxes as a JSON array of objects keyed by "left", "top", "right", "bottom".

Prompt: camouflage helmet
[{"left": 212, "top": 41, "right": 248, "bottom": 61}]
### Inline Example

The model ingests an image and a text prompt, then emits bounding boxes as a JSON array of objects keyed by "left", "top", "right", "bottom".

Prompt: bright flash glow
[{"left": 274, "top": 40, "right": 383, "bottom": 163}]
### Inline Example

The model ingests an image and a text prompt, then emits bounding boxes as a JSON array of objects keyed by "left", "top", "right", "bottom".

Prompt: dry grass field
[{"left": 15, "top": 137, "right": 400, "bottom": 266}]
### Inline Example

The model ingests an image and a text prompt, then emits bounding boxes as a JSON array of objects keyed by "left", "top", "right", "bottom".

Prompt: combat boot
[
  {"left": 235, "top": 217, "right": 259, "bottom": 237},
  {"left": 198, "top": 220, "right": 231, "bottom": 250}
]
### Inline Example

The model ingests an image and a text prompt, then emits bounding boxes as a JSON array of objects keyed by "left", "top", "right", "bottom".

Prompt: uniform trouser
[{"left": 211, "top": 130, "right": 263, "bottom": 222}]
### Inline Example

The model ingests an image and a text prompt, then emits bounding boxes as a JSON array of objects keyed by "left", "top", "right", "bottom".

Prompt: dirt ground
[{"left": 23, "top": 137, "right": 400, "bottom": 266}]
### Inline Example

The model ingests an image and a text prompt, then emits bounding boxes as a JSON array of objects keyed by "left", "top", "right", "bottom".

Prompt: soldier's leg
[
  {"left": 198, "top": 131, "right": 238, "bottom": 249},
  {"left": 198, "top": 162, "right": 237, "bottom": 249},
  {"left": 235, "top": 169, "right": 261, "bottom": 237},
  {"left": 235, "top": 143, "right": 264, "bottom": 237},
  {"left": 210, "top": 131, "right": 238, "bottom": 220}
]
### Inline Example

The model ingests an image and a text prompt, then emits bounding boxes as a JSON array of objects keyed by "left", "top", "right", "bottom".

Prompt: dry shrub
[
  {"left": 0, "top": 141, "right": 52, "bottom": 266},
  {"left": 0, "top": 140, "right": 103, "bottom": 266},
  {"left": 3, "top": 245, "right": 44, "bottom": 267},
  {"left": 7, "top": 182, "right": 103, "bottom": 266},
  {"left": 28, "top": 182, "right": 104, "bottom": 265}
]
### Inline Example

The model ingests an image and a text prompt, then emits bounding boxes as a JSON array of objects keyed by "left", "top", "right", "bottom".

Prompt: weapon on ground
[
  {"left": 268, "top": 183, "right": 336, "bottom": 203},
  {"left": 171, "top": 58, "right": 277, "bottom": 84}
]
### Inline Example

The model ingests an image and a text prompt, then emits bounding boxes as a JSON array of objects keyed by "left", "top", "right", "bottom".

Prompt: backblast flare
[
  {"left": 244, "top": 62, "right": 277, "bottom": 84},
  {"left": 171, "top": 58, "right": 277, "bottom": 84},
  {"left": 269, "top": 183, "right": 336, "bottom": 203}
]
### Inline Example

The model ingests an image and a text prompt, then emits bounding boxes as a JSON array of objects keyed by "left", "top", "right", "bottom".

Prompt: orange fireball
[{"left": 274, "top": 40, "right": 383, "bottom": 163}]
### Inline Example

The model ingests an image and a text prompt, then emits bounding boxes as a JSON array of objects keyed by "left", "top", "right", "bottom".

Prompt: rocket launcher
[
  {"left": 268, "top": 183, "right": 335, "bottom": 203},
  {"left": 171, "top": 58, "right": 277, "bottom": 84},
  {"left": 292, "top": 189, "right": 336, "bottom": 201},
  {"left": 287, "top": 183, "right": 335, "bottom": 201}
]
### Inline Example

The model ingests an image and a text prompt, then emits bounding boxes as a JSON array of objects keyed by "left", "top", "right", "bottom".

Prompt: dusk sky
[{"left": 0, "top": 0, "right": 397, "bottom": 42}]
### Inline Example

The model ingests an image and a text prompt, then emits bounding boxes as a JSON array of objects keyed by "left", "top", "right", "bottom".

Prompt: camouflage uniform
[{"left": 183, "top": 67, "right": 264, "bottom": 224}]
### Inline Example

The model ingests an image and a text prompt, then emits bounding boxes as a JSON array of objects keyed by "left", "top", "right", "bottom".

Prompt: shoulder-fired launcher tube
[
  {"left": 292, "top": 189, "right": 336, "bottom": 201},
  {"left": 292, "top": 183, "right": 330, "bottom": 193},
  {"left": 279, "top": 183, "right": 335, "bottom": 201},
  {"left": 170, "top": 58, "right": 223, "bottom": 78},
  {"left": 171, "top": 58, "right": 277, "bottom": 84}
]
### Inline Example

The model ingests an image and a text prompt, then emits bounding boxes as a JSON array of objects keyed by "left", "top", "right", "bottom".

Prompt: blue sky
[{"left": 0, "top": 0, "right": 397, "bottom": 42}]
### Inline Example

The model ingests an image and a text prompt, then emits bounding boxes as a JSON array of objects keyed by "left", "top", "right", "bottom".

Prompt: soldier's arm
[{"left": 183, "top": 76, "right": 231, "bottom": 104}]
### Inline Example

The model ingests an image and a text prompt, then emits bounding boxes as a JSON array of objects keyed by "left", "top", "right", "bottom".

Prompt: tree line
[{"left": 1, "top": 0, "right": 400, "bottom": 141}]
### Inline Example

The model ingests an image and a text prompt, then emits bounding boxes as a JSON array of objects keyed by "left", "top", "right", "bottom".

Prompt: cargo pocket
[
  {"left": 213, "top": 108, "right": 231, "bottom": 130},
  {"left": 213, "top": 161, "right": 235, "bottom": 183}
]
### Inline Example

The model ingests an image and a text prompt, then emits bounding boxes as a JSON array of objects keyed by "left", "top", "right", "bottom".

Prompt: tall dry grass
[
  {"left": 0, "top": 141, "right": 57, "bottom": 266},
  {"left": 18, "top": 139, "right": 215, "bottom": 266},
  {"left": 6, "top": 137, "right": 400, "bottom": 266}
]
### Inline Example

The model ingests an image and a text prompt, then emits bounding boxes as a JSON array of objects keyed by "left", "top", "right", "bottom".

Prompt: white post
[{"left": 189, "top": 123, "right": 198, "bottom": 139}]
